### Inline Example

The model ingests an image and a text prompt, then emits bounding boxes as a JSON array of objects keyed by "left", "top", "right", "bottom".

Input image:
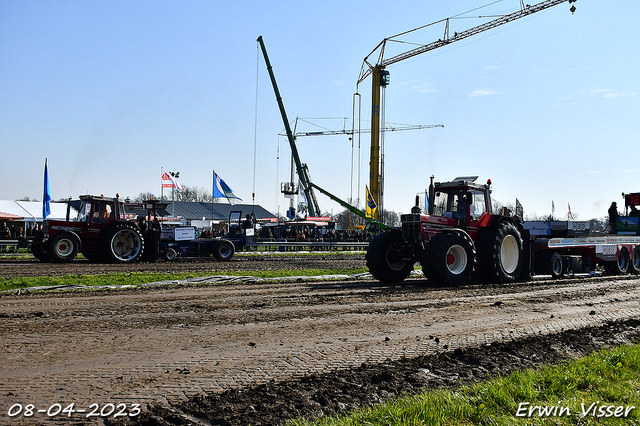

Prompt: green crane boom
[{"left": 257, "top": 36, "right": 320, "bottom": 217}]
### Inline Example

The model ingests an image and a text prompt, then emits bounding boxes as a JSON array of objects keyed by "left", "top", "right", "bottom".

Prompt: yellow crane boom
[{"left": 358, "top": 0, "right": 577, "bottom": 221}]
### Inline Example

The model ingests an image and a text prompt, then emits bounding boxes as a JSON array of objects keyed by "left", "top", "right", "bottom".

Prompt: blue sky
[{"left": 1, "top": 0, "right": 638, "bottom": 221}]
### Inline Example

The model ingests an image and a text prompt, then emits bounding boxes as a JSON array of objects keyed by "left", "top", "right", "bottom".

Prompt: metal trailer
[{"left": 528, "top": 228, "right": 640, "bottom": 278}]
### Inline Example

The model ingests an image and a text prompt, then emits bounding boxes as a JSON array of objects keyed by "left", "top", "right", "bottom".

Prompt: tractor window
[
  {"left": 469, "top": 190, "right": 488, "bottom": 218},
  {"left": 433, "top": 192, "right": 448, "bottom": 216},
  {"left": 118, "top": 202, "right": 126, "bottom": 220},
  {"left": 76, "top": 201, "right": 91, "bottom": 222},
  {"left": 93, "top": 201, "right": 114, "bottom": 224}
]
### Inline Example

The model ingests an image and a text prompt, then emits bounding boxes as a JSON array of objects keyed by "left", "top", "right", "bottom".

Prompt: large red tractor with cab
[
  {"left": 366, "top": 176, "right": 525, "bottom": 285},
  {"left": 32, "top": 195, "right": 145, "bottom": 263}
]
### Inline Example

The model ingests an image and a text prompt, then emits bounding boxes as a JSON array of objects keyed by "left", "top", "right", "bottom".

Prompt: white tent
[{"left": 0, "top": 200, "right": 76, "bottom": 223}]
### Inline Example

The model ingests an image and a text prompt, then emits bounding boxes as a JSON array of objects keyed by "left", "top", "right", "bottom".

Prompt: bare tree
[
  {"left": 382, "top": 210, "right": 400, "bottom": 227},
  {"left": 175, "top": 186, "right": 213, "bottom": 202},
  {"left": 134, "top": 192, "right": 158, "bottom": 203}
]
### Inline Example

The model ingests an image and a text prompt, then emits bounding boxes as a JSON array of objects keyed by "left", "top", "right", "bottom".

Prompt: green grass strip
[
  {"left": 0, "top": 268, "right": 370, "bottom": 292},
  {"left": 289, "top": 343, "right": 640, "bottom": 425}
]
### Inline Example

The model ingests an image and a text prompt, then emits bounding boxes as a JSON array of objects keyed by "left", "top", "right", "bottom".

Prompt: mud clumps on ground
[{"left": 111, "top": 319, "right": 640, "bottom": 426}]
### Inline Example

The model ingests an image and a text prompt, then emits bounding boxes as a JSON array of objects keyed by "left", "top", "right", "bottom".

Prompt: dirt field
[{"left": 1, "top": 255, "right": 639, "bottom": 425}]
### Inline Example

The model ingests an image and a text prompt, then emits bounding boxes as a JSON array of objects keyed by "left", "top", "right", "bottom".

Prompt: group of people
[
  {"left": 136, "top": 216, "right": 162, "bottom": 235},
  {"left": 0, "top": 222, "right": 43, "bottom": 239},
  {"left": 264, "top": 226, "right": 373, "bottom": 243},
  {"left": 608, "top": 201, "right": 640, "bottom": 234}
]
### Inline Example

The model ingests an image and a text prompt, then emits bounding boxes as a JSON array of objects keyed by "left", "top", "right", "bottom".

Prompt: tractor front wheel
[
  {"left": 422, "top": 231, "right": 476, "bottom": 286},
  {"left": 48, "top": 232, "right": 80, "bottom": 263},
  {"left": 366, "top": 232, "right": 413, "bottom": 283}
]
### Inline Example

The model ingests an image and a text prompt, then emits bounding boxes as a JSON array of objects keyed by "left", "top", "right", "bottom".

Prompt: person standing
[{"left": 608, "top": 202, "right": 619, "bottom": 234}]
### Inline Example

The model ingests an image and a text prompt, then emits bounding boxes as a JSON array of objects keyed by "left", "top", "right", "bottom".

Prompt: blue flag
[
  {"left": 43, "top": 159, "right": 51, "bottom": 219},
  {"left": 213, "top": 171, "right": 242, "bottom": 205}
]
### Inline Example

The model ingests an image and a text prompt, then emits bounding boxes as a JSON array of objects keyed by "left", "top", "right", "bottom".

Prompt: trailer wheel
[
  {"left": 549, "top": 252, "right": 563, "bottom": 278},
  {"left": 366, "top": 232, "right": 413, "bottom": 283},
  {"left": 100, "top": 223, "right": 144, "bottom": 263},
  {"left": 631, "top": 246, "right": 640, "bottom": 274},
  {"left": 535, "top": 251, "right": 564, "bottom": 278},
  {"left": 476, "top": 222, "right": 523, "bottom": 283},
  {"left": 606, "top": 247, "right": 629, "bottom": 275},
  {"left": 422, "top": 231, "right": 476, "bottom": 286},
  {"left": 213, "top": 239, "right": 235, "bottom": 261},
  {"left": 163, "top": 247, "right": 178, "bottom": 261},
  {"left": 48, "top": 232, "right": 80, "bottom": 263}
]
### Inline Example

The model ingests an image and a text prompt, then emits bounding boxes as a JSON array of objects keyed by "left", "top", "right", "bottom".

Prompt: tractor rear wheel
[
  {"left": 48, "top": 232, "right": 80, "bottom": 263},
  {"left": 422, "top": 231, "right": 476, "bottom": 286},
  {"left": 213, "top": 239, "right": 235, "bottom": 261},
  {"left": 366, "top": 232, "right": 413, "bottom": 283},
  {"left": 100, "top": 223, "right": 144, "bottom": 263},
  {"left": 476, "top": 222, "right": 523, "bottom": 283}
]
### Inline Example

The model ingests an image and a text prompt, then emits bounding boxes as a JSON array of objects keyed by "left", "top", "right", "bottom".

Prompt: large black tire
[
  {"left": 48, "top": 232, "right": 80, "bottom": 263},
  {"left": 631, "top": 246, "right": 640, "bottom": 274},
  {"left": 422, "top": 231, "right": 476, "bottom": 286},
  {"left": 100, "top": 223, "right": 144, "bottom": 263},
  {"left": 213, "top": 239, "right": 235, "bottom": 261},
  {"left": 476, "top": 222, "right": 524, "bottom": 283},
  {"left": 605, "top": 247, "right": 629, "bottom": 275},
  {"left": 366, "top": 232, "right": 413, "bottom": 283},
  {"left": 535, "top": 251, "right": 563, "bottom": 278},
  {"left": 31, "top": 241, "right": 52, "bottom": 262}
]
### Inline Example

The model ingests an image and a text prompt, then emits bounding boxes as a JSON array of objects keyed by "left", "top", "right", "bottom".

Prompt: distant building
[{"left": 124, "top": 200, "right": 276, "bottom": 224}]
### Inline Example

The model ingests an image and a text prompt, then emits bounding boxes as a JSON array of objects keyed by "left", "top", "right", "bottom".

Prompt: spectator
[
  {"left": 151, "top": 218, "right": 161, "bottom": 235},
  {"left": 0, "top": 222, "right": 10, "bottom": 239},
  {"left": 608, "top": 202, "right": 618, "bottom": 234}
]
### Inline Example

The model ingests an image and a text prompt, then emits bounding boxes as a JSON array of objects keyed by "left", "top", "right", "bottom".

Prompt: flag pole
[
  {"left": 211, "top": 170, "right": 216, "bottom": 233},
  {"left": 43, "top": 158, "right": 51, "bottom": 220}
]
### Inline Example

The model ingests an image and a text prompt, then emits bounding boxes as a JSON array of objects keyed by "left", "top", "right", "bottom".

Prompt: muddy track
[
  {"left": 0, "top": 254, "right": 367, "bottom": 278},
  {"left": 1, "top": 256, "right": 639, "bottom": 425}
]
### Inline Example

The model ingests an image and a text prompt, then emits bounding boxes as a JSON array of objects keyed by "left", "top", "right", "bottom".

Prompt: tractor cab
[
  {"left": 429, "top": 176, "right": 493, "bottom": 233},
  {"left": 76, "top": 195, "right": 125, "bottom": 226}
]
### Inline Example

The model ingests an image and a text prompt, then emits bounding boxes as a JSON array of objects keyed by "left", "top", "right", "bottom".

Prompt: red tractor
[
  {"left": 366, "top": 176, "right": 524, "bottom": 285},
  {"left": 32, "top": 195, "right": 144, "bottom": 263}
]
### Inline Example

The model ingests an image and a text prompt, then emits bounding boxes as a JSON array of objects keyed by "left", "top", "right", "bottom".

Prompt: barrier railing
[{"left": 244, "top": 241, "right": 369, "bottom": 252}]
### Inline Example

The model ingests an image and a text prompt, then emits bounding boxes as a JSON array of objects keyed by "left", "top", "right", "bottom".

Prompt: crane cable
[{"left": 252, "top": 42, "right": 260, "bottom": 215}]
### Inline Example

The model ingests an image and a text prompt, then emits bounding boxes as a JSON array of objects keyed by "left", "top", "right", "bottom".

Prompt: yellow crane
[{"left": 357, "top": 0, "right": 577, "bottom": 221}]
